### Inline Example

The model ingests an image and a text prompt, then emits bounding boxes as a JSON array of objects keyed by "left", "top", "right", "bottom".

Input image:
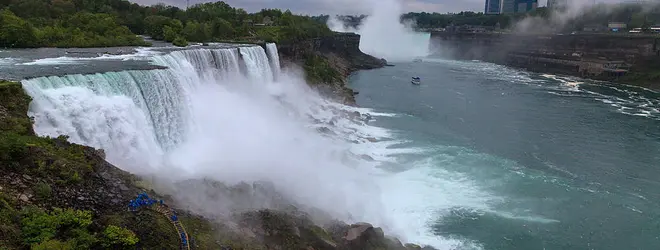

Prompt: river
[{"left": 349, "top": 58, "right": 660, "bottom": 250}]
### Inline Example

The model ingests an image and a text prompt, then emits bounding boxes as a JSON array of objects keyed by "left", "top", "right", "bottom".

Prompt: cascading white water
[
  {"left": 266, "top": 43, "right": 282, "bottom": 79},
  {"left": 239, "top": 46, "right": 273, "bottom": 82},
  {"left": 20, "top": 44, "right": 477, "bottom": 248},
  {"left": 21, "top": 44, "right": 395, "bottom": 228},
  {"left": 211, "top": 48, "right": 242, "bottom": 80}
]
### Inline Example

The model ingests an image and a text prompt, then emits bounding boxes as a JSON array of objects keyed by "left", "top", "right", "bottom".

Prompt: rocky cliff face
[
  {"left": 277, "top": 32, "right": 387, "bottom": 104},
  {"left": 431, "top": 32, "right": 660, "bottom": 89}
]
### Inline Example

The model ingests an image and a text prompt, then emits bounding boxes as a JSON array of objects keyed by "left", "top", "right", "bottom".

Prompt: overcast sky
[{"left": 130, "top": 0, "right": 628, "bottom": 15}]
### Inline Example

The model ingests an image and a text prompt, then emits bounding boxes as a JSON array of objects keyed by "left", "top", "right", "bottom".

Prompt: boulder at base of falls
[{"left": 324, "top": 222, "right": 437, "bottom": 250}]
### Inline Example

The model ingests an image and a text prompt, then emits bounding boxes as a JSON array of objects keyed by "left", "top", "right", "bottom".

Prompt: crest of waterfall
[
  {"left": 266, "top": 43, "right": 282, "bottom": 79},
  {"left": 239, "top": 46, "right": 273, "bottom": 82},
  {"left": 21, "top": 45, "right": 281, "bottom": 169}
]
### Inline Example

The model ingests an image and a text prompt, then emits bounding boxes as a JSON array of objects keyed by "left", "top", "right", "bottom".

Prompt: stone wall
[{"left": 430, "top": 32, "right": 660, "bottom": 88}]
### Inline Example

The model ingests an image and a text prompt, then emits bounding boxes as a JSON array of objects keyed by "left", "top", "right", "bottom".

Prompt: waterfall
[
  {"left": 211, "top": 48, "right": 241, "bottom": 80},
  {"left": 266, "top": 43, "right": 282, "bottom": 79},
  {"left": 239, "top": 46, "right": 273, "bottom": 82},
  {"left": 19, "top": 44, "right": 414, "bottom": 244},
  {"left": 21, "top": 45, "right": 279, "bottom": 169}
]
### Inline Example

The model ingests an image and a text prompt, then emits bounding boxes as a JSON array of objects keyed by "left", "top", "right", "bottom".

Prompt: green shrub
[
  {"left": 20, "top": 206, "right": 58, "bottom": 245},
  {"left": 102, "top": 225, "right": 139, "bottom": 248},
  {"left": 33, "top": 181, "right": 52, "bottom": 200},
  {"left": 20, "top": 207, "right": 93, "bottom": 246},
  {"left": 303, "top": 54, "right": 342, "bottom": 84},
  {"left": 173, "top": 36, "right": 188, "bottom": 47},
  {"left": 32, "top": 239, "right": 73, "bottom": 250}
]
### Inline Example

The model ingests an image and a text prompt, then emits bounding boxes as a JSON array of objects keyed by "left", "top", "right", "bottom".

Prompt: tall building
[
  {"left": 515, "top": 0, "right": 538, "bottom": 12},
  {"left": 485, "top": 0, "right": 537, "bottom": 14},
  {"left": 485, "top": 0, "right": 502, "bottom": 14},
  {"left": 502, "top": 0, "right": 517, "bottom": 13}
]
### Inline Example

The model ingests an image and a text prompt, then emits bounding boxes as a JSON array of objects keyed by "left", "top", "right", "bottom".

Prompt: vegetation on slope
[
  {"left": 0, "top": 0, "right": 332, "bottom": 48},
  {"left": 303, "top": 53, "right": 343, "bottom": 85},
  {"left": 0, "top": 81, "right": 227, "bottom": 249}
]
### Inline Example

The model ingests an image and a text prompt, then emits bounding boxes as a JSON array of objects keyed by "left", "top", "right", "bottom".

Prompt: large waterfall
[
  {"left": 19, "top": 43, "right": 458, "bottom": 248},
  {"left": 20, "top": 43, "right": 395, "bottom": 230}
]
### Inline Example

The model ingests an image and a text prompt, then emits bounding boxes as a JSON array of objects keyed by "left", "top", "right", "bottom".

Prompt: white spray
[
  {"left": 327, "top": 0, "right": 431, "bottom": 62},
  {"left": 21, "top": 45, "right": 496, "bottom": 249}
]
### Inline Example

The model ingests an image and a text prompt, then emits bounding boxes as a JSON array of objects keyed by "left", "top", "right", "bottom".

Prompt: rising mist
[{"left": 327, "top": 0, "right": 431, "bottom": 61}]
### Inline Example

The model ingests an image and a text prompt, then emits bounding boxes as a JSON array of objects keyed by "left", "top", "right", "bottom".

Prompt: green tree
[
  {"left": 212, "top": 18, "right": 234, "bottom": 39},
  {"left": 144, "top": 15, "right": 174, "bottom": 40},
  {"left": 183, "top": 20, "right": 211, "bottom": 42},
  {"left": 163, "top": 25, "right": 178, "bottom": 42},
  {"left": 0, "top": 9, "right": 39, "bottom": 48}
]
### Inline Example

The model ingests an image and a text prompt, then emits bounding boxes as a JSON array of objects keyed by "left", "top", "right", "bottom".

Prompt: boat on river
[{"left": 411, "top": 77, "right": 421, "bottom": 85}]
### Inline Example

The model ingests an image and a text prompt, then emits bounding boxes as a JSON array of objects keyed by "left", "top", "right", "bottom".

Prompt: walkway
[{"left": 128, "top": 193, "right": 191, "bottom": 250}]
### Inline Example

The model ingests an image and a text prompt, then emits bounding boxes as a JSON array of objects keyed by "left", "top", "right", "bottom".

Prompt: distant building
[
  {"left": 502, "top": 0, "right": 516, "bottom": 13},
  {"left": 446, "top": 24, "right": 492, "bottom": 33},
  {"left": 485, "top": 0, "right": 537, "bottom": 14},
  {"left": 608, "top": 22, "right": 627, "bottom": 32},
  {"left": 548, "top": 0, "right": 568, "bottom": 9},
  {"left": 485, "top": 0, "right": 503, "bottom": 14},
  {"left": 515, "top": 0, "right": 538, "bottom": 13}
]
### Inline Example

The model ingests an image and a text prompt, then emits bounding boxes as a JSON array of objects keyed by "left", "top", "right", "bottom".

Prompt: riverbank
[{"left": 431, "top": 32, "right": 660, "bottom": 90}]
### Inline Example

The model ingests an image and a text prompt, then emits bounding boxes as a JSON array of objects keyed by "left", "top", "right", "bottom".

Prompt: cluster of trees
[{"left": 0, "top": 0, "right": 333, "bottom": 48}]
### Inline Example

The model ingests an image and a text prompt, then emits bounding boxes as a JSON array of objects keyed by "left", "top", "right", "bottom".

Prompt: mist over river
[{"left": 349, "top": 58, "right": 660, "bottom": 250}]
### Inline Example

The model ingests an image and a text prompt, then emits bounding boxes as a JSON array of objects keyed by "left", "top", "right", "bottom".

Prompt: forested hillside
[{"left": 0, "top": 0, "right": 332, "bottom": 48}]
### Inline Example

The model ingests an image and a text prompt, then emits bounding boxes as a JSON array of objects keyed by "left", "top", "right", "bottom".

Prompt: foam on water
[
  {"left": 18, "top": 47, "right": 162, "bottom": 66},
  {"left": 539, "top": 74, "right": 660, "bottom": 120},
  {"left": 0, "top": 57, "right": 18, "bottom": 65},
  {"left": 20, "top": 44, "right": 497, "bottom": 248}
]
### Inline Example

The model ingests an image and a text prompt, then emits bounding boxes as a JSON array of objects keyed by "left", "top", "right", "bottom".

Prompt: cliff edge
[
  {"left": 278, "top": 32, "right": 387, "bottom": 104},
  {"left": 431, "top": 32, "right": 660, "bottom": 90}
]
